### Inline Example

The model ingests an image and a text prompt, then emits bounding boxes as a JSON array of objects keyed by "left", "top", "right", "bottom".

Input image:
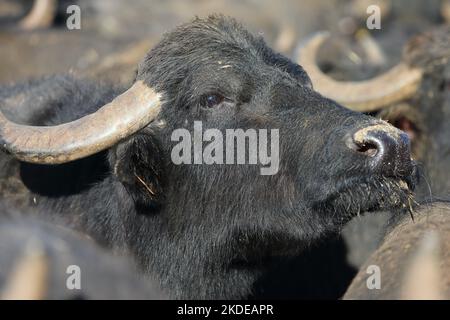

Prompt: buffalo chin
[{"left": 314, "top": 176, "right": 416, "bottom": 227}]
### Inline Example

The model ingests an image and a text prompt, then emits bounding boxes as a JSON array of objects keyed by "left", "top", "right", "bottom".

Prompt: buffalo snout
[{"left": 346, "top": 123, "right": 414, "bottom": 179}]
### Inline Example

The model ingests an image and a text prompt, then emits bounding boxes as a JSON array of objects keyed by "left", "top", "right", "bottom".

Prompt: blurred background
[{"left": 0, "top": 0, "right": 447, "bottom": 86}]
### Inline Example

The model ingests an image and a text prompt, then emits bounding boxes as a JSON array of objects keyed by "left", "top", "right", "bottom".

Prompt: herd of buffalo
[{"left": 0, "top": 0, "right": 449, "bottom": 300}]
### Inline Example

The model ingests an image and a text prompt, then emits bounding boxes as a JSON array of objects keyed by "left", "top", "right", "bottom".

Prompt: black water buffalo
[
  {"left": 0, "top": 203, "right": 165, "bottom": 300},
  {"left": 344, "top": 201, "right": 450, "bottom": 300},
  {"left": 0, "top": 16, "right": 417, "bottom": 299}
]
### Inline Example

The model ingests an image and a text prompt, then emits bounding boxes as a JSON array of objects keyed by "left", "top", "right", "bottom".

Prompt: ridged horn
[{"left": 297, "top": 32, "right": 423, "bottom": 112}]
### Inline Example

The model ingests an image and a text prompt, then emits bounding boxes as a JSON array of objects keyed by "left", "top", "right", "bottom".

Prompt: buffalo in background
[
  {"left": 344, "top": 202, "right": 450, "bottom": 299},
  {"left": 0, "top": 203, "right": 165, "bottom": 299}
]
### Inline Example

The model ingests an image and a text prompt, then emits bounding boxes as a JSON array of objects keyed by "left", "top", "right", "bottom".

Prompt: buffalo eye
[{"left": 200, "top": 93, "right": 225, "bottom": 109}]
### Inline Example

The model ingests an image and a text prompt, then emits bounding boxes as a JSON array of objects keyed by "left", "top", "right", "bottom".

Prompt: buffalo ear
[{"left": 109, "top": 131, "right": 165, "bottom": 211}]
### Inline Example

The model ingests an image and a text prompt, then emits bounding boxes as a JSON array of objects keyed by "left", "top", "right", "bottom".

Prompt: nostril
[
  {"left": 346, "top": 135, "right": 379, "bottom": 158},
  {"left": 354, "top": 140, "right": 378, "bottom": 157},
  {"left": 347, "top": 124, "right": 413, "bottom": 177}
]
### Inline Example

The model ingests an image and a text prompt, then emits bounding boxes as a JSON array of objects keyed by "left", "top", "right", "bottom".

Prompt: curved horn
[
  {"left": 0, "top": 81, "right": 161, "bottom": 164},
  {"left": 442, "top": 0, "right": 450, "bottom": 23},
  {"left": 1, "top": 243, "right": 48, "bottom": 300},
  {"left": 297, "top": 32, "right": 423, "bottom": 112},
  {"left": 19, "top": 0, "right": 57, "bottom": 30}
]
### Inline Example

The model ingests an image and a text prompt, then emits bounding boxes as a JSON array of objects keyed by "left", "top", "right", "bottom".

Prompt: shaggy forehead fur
[{"left": 137, "top": 15, "right": 312, "bottom": 92}]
